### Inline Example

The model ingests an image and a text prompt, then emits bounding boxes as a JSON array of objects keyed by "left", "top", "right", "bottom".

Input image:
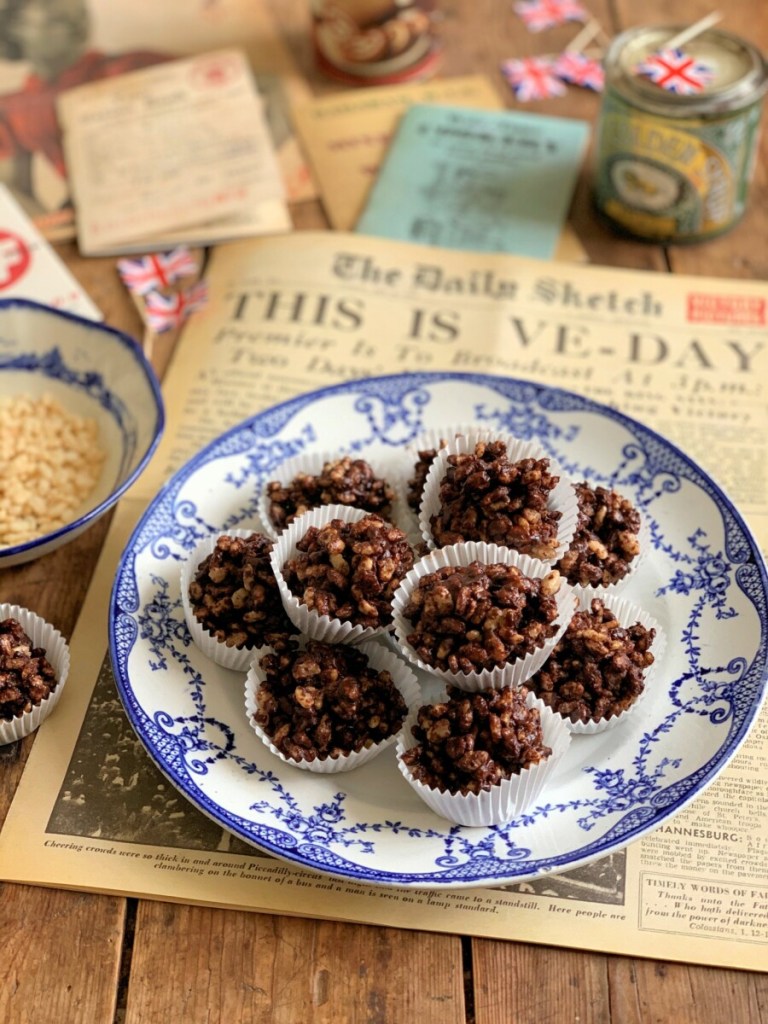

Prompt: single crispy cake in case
[
  {"left": 402, "top": 560, "right": 562, "bottom": 675},
  {"left": 0, "top": 617, "right": 58, "bottom": 720},
  {"left": 528, "top": 597, "right": 656, "bottom": 725},
  {"left": 266, "top": 455, "right": 395, "bottom": 531},
  {"left": 400, "top": 685, "right": 552, "bottom": 795},
  {"left": 188, "top": 532, "right": 296, "bottom": 650},
  {"left": 557, "top": 482, "right": 641, "bottom": 587},
  {"left": 280, "top": 512, "right": 414, "bottom": 629},
  {"left": 429, "top": 439, "right": 562, "bottom": 560},
  {"left": 253, "top": 639, "right": 408, "bottom": 764}
]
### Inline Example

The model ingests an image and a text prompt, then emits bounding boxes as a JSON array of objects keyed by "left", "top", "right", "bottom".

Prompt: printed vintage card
[{"left": 356, "top": 104, "right": 590, "bottom": 259}]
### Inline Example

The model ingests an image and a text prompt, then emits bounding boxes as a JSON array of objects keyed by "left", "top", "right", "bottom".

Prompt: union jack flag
[
  {"left": 144, "top": 281, "right": 208, "bottom": 333},
  {"left": 513, "top": 0, "right": 588, "bottom": 33},
  {"left": 635, "top": 48, "right": 715, "bottom": 95},
  {"left": 554, "top": 50, "right": 605, "bottom": 91},
  {"left": 501, "top": 56, "right": 567, "bottom": 101},
  {"left": 117, "top": 247, "right": 199, "bottom": 296}
]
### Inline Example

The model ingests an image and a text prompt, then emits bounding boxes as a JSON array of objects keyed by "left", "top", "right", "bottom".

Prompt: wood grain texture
[
  {"left": 472, "top": 941, "right": 611, "bottom": 1024},
  {"left": 608, "top": 956, "right": 768, "bottom": 1024},
  {"left": 125, "top": 903, "right": 465, "bottom": 1024},
  {"left": 0, "top": 884, "right": 124, "bottom": 1024}
]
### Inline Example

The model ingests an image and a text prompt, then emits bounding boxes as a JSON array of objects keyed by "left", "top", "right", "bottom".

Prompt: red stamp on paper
[
  {"left": 687, "top": 293, "right": 766, "bottom": 326},
  {"left": 190, "top": 53, "right": 241, "bottom": 89},
  {"left": 0, "top": 231, "right": 31, "bottom": 290}
]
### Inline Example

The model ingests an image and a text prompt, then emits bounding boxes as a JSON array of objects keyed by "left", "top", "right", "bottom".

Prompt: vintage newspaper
[{"left": 0, "top": 232, "right": 766, "bottom": 970}]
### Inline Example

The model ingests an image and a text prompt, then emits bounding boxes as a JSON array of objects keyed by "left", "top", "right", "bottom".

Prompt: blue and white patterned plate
[{"left": 109, "top": 373, "right": 768, "bottom": 888}]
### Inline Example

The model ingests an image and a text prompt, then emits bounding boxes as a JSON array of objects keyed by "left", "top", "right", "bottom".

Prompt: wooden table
[{"left": 2, "top": 2, "right": 767, "bottom": 1021}]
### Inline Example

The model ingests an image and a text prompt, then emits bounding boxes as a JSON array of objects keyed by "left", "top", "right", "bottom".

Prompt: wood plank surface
[
  {"left": 472, "top": 941, "right": 611, "bottom": 1024},
  {"left": 0, "top": 885, "right": 124, "bottom": 1024},
  {"left": 1, "top": 1, "right": 766, "bottom": 1021},
  {"left": 608, "top": 957, "right": 768, "bottom": 1024},
  {"left": 125, "top": 903, "right": 465, "bottom": 1024}
]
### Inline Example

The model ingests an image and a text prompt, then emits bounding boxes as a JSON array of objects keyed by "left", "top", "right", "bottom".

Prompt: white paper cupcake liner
[
  {"left": 418, "top": 427, "right": 578, "bottom": 565},
  {"left": 244, "top": 637, "right": 422, "bottom": 773},
  {"left": 0, "top": 603, "right": 71, "bottom": 745},
  {"left": 391, "top": 541, "right": 576, "bottom": 692},
  {"left": 180, "top": 528, "right": 280, "bottom": 672},
  {"left": 396, "top": 688, "right": 570, "bottom": 826},
  {"left": 537, "top": 589, "right": 666, "bottom": 735},
  {"left": 400, "top": 424, "right": 484, "bottom": 532},
  {"left": 258, "top": 447, "right": 406, "bottom": 541},
  {"left": 270, "top": 503, "right": 414, "bottom": 645}
]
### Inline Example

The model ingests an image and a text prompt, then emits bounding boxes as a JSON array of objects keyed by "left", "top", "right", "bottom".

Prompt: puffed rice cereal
[{"left": 0, "top": 393, "right": 106, "bottom": 547}]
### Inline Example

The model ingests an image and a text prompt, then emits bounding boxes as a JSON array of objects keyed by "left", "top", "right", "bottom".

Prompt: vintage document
[
  {"left": 0, "top": 232, "right": 766, "bottom": 970},
  {"left": 357, "top": 105, "right": 590, "bottom": 258},
  {"left": 291, "top": 76, "right": 587, "bottom": 260},
  {"left": 87, "top": 0, "right": 318, "bottom": 205},
  {"left": 57, "top": 49, "right": 291, "bottom": 255},
  {"left": 291, "top": 75, "right": 508, "bottom": 232}
]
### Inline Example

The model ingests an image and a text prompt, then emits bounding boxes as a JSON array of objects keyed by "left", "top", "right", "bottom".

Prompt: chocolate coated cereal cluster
[
  {"left": 254, "top": 640, "right": 408, "bottom": 762},
  {"left": 557, "top": 482, "right": 641, "bottom": 587},
  {"left": 401, "top": 685, "right": 551, "bottom": 794},
  {"left": 266, "top": 456, "right": 394, "bottom": 531},
  {"left": 403, "top": 561, "right": 562, "bottom": 674},
  {"left": 405, "top": 441, "right": 446, "bottom": 512},
  {"left": 188, "top": 532, "right": 296, "bottom": 650},
  {"left": 528, "top": 597, "right": 655, "bottom": 724},
  {"left": 282, "top": 513, "right": 414, "bottom": 629},
  {"left": 429, "top": 440, "right": 562, "bottom": 560},
  {"left": 0, "top": 617, "right": 58, "bottom": 720}
]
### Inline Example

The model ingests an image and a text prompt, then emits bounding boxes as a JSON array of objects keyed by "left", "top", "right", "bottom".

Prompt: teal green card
[{"left": 356, "top": 104, "right": 590, "bottom": 258}]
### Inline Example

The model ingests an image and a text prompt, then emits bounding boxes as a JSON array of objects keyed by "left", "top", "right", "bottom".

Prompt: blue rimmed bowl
[{"left": 0, "top": 298, "right": 164, "bottom": 567}]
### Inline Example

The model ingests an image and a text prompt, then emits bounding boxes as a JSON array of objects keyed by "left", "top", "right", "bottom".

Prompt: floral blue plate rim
[{"left": 108, "top": 371, "right": 768, "bottom": 888}]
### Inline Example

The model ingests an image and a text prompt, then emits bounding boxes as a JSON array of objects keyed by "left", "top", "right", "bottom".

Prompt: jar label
[{"left": 595, "top": 90, "right": 763, "bottom": 241}]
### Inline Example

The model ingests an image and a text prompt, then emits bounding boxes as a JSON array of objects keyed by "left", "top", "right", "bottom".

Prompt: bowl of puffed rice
[{"left": 0, "top": 298, "right": 164, "bottom": 568}]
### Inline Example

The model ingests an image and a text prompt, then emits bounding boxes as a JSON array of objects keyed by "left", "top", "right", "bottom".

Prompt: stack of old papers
[{"left": 57, "top": 49, "right": 291, "bottom": 256}]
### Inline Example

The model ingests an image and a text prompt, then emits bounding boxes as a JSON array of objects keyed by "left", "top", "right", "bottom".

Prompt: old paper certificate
[
  {"left": 57, "top": 49, "right": 291, "bottom": 255},
  {"left": 1, "top": 233, "right": 766, "bottom": 970}
]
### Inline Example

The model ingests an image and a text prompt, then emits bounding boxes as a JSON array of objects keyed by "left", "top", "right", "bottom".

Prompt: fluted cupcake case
[
  {"left": 396, "top": 690, "right": 571, "bottom": 827},
  {"left": 0, "top": 603, "right": 71, "bottom": 745},
  {"left": 180, "top": 528, "right": 267, "bottom": 673},
  {"left": 270, "top": 503, "right": 410, "bottom": 645},
  {"left": 553, "top": 589, "right": 666, "bottom": 736},
  {"left": 391, "top": 541, "right": 576, "bottom": 693},
  {"left": 244, "top": 638, "right": 421, "bottom": 773}
]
